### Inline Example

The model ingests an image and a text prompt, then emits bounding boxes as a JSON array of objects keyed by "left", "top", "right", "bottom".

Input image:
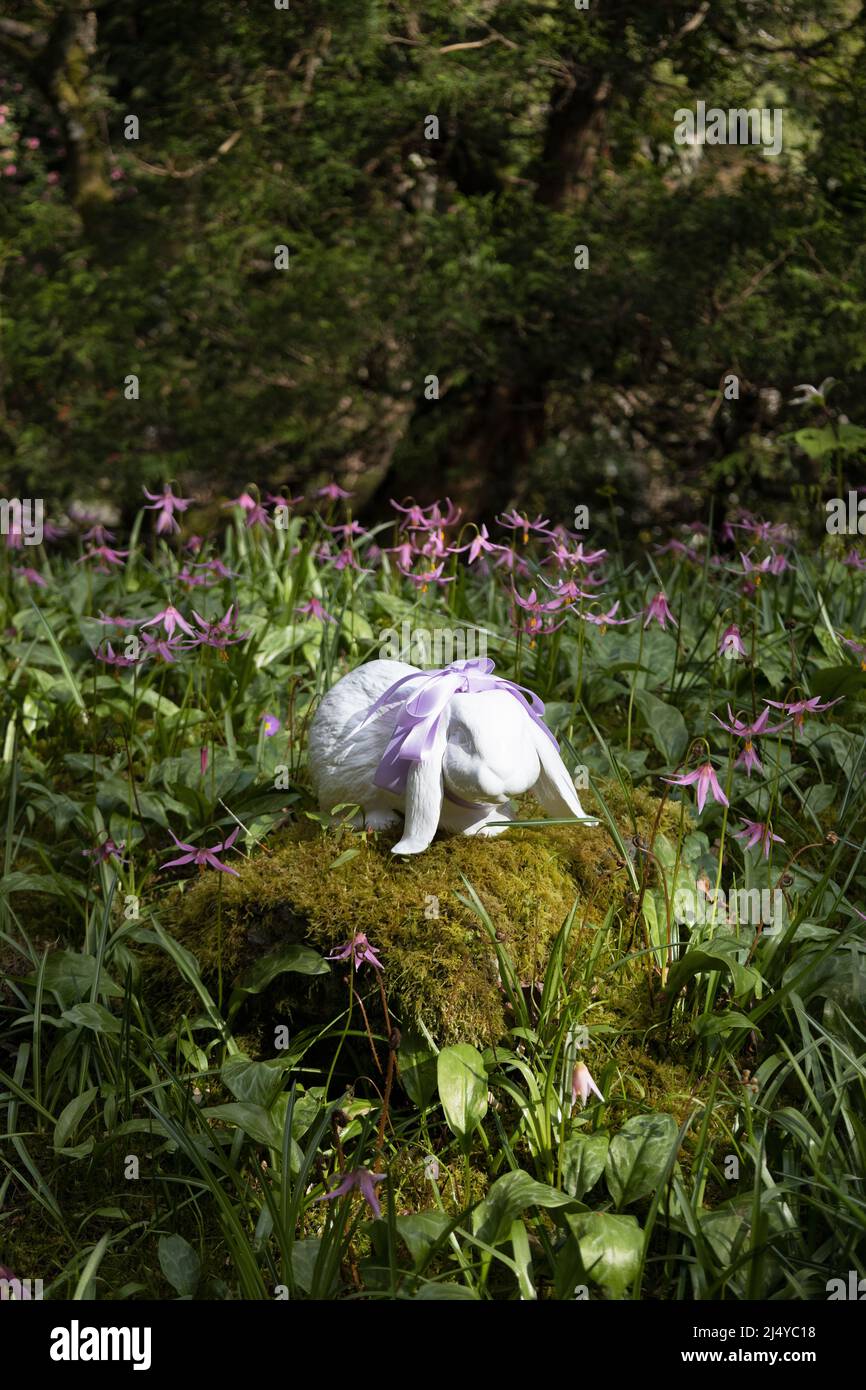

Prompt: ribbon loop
[{"left": 353, "top": 658, "right": 558, "bottom": 795}]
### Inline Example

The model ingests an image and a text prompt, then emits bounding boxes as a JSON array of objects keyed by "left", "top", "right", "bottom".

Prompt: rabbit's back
[{"left": 308, "top": 660, "right": 421, "bottom": 809}]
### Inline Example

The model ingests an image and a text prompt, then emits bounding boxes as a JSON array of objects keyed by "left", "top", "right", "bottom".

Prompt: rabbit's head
[{"left": 392, "top": 686, "right": 593, "bottom": 853}]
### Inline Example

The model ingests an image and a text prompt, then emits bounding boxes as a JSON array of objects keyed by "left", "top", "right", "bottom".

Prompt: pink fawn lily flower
[
  {"left": 385, "top": 540, "right": 416, "bottom": 569},
  {"left": 569, "top": 542, "right": 607, "bottom": 567},
  {"left": 82, "top": 524, "right": 115, "bottom": 544},
  {"left": 194, "top": 557, "right": 237, "bottom": 579},
  {"left": 842, "top": 637, "right": 866, "bottom": 671},
  {"left": 572, "top": 1062, "right": 604, "bottom": 1109},
  {"left": 397, "top": 561, "right": 454, "bottom": 591},
  {"left": 711, "top": 703, "right": 788, "bottom": 779},
  {"left": 315, "top": 1168, "right": 386, "bottom": 1219},
  {"left": 327, "top": 520, "right": 367, "bottom": 542},
  {"left": 493, "top": 547, "right": 531, "bottom": 579},
  {"left": 316, "top": 482, "right": 353, "bottom": 501},
  {"left": 261, "top": 713, "right": 281, "bottom": 737},
  {"left": 664, "top": 762, "right": 729, "bottom": 815},
  {"left": 427, "top": 497, "right": 462, "bottom": 528},
  {"left": 95, "top": 640, "right": 137, "bottom": 668},
  {"left": 96, "top": 612, "right": 138, "bottom": 628},
  {"left": 542, "top": 576, "right": 596, "bottom": 603},
  {"left": 763, "top": 695, "right": 844, "bottom": 728},
  {"left": 223, "top": 492, "right": 270, "bottom": 528},
  {"left": 163, "top": 827, "right": 241, "bottom": 875},
  {"left": 735, "top": 741, "right": 764, "bottom": 777},
  {"left": 140, "top": 604, "right": 196, "bottom": 639},
  {"left": 327, "top": 932, "right": 383, "bottom": 971},
  {"left": 77, "top": 545, "right": 129, "bottom": 571},
  {"left": 644, "top": 591, "right": 677, "bottom": 630},
  {"left": 83, "top": 838, "right": 128, "bottom": 865},
  {"left": 332, "top": 547, "right": 371, "bottom": 573},
  {"left": 267, "top": 491, "right": 304, "bottom": 507},
  {"left": 497, "top": 509, "right": 552, "bottom": 544},
  {"left": 295, "top": 597, "right": 336, "bottom": 624},
  {"left": 390, "top": 498, "right": 436, "bottom": 528},
  {"left": 734, "top": 819, "right": 784, "bottom": 859},
  {"left": 223, "top": 491, "right": 257, "bottom": 511},
  {"left": 578, "top": 600, "right": 636, "bottom": 632},
  {"left": 465, "top": 523, "right": 502, "bottom": 564},
  {"left": 139, "top": 632, "right": 187, "bottom": 663},
  {"left": 12, "top": 567, "right": 47, "bottom": 587},
  {"left": 511, "top": 587, "right": 568, "bottom": 642},
  {"left": 175, "top": 564, "right": 214, "bottom": 589},
  {"left": 143, "top": 485, "right": 192, "bottom": 534},
  {"left": 718, "top": 624, "right": 746, "bottom": 659},
  {"left": 712, "top": 705, "right": 788, "bottom": 739},
  {"left": 190, "top": 604, "right": 250, "bottom": 648}
]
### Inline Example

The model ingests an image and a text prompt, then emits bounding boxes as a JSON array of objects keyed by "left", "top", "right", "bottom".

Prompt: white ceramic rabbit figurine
[{"left": 307, "top": 657, "right": 597, "bottom": 855}]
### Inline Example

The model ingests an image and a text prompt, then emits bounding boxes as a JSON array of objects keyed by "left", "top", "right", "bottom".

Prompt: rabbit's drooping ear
[
  {"left": 391, "top": 717, "right": 447, "bottom": 854},
  {"left": 529, "top": 721, "right": 597, "bottom": 822}
]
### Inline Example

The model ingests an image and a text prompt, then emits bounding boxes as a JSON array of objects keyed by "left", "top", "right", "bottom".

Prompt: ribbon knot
[{"left": 355, "top": 657, "right": 559, "bottom": 795}]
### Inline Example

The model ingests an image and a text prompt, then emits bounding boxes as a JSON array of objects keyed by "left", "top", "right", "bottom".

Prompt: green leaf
[
  {"left": 232, "top": 943, "right": 329, "bottom": 1000},
  {"left": 605, "top": 1113, "right": 679, "bottom": 1208},
  {"left": 54, "top": 1087, "right": 98, "bottom": 1152},
  {"left": 437, "top": 1044, "right": 488, "bottom": 1142},
  {"left": 203, "top": 1101, "right": 304, "bottom": 1165},
  {"left": 221, "top": 1053, "right": 294, "bottom": 1108},
  {"left": 472, "top": 1170, "right": 573, "bottom": 1248},
  {"left": 665, "top": 934, "right": 763, "bottom": 1004},
  {"left": 564, "top": 1211, "right": 643, "bottom": 1298},
  {"left": 396, "top": 1212, "right": 453, "bottom": 1267},
  {"left": 694, "top": 1010, "right": 756, "bottom": 1038},
  {"left": 0, "top": 871, "right": 71, "bottom": 900},
  {"left": 328, "top": 847, "right": 361, "bottom": 870},
  {"left": 158, "top": 1234, "right": 200, "bottom": 1298},
  {"left": 633, "top": 690, "right": 688, "bottom": 765},
  {"left": 561, "top": 1131, "right": 609, "bottom": 1199},
  {"left": 203, "top": 1102, "right": 282, "bottom": 1147},
  {"left": 26, "top": 950, "right": 122, "bottom": 1002},
  {"left": 62, "top": 1002, "right": 122, "bottom": 1035},
  {"left": 398, "top": 1029, "right": 438, "bottom": 1109}
]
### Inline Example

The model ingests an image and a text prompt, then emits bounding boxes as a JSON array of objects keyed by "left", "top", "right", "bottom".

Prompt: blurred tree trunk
[
  {"left": 0, "top": 4, "right": 113, "bottom": 229},
  {"left": 446, "top": 71, "right": 613, "bottom": 514}
]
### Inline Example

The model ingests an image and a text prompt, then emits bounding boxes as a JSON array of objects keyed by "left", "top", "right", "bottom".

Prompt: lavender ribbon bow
[{"left": 357, "top": 657, "right": 559, "bottom": 795}]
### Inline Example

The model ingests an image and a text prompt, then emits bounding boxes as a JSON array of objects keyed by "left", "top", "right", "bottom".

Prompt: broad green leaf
[
  {"left": 26, "top": 950, "right": 122, "bottom": 1002},
  {"left": 665, "top": 934, "right": 763, "bottom": 1004},
  {"left": 561, "top": 1131, "right": 609, "bottom": 1200},
  {"left": 221, "top": 1053, "right": 295, "bottom": 1108},
  {"left": 472, "top": 1170, "right": 573, "bottom": 1248},
  {"left": 396, "top": 1212, "right": 453, "bottom": 1267},
  {"left": 437, "top": 1044, "right": 488, "bottom": 1142},
  {"left": 62, "top": 1003, "right": 122, "bottom": 1036},
  {"left": 232, "top": 943, "right": 329, "bottom": 999},
  {"left": 398, "top": 1029, "right": 438, "bottom": 1109},
  {"left": 158, "top": 1234, "right": 200, "bottom": 1298},
  {"left": 564, "top": 1211, "right": 642, "bottom": 1298},
  {"left": 633, "top": 689, "right": 688, "bottom": 765},
  {"left": 605, "top": 1113, "right": 679, "bottom": 1208}
]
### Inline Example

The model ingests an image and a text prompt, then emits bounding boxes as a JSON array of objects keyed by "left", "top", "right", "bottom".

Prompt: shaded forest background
[{"left": 1, "top": 0, "right": 865, "bottom": 532}]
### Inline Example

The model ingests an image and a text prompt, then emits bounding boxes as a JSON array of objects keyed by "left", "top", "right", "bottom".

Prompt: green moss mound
[{"left": 156, "top": 782, "right": 681, "bottom": 1045}]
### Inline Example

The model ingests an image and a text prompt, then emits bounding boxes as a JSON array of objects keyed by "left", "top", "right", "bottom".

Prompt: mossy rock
[{"left": 154, "top": 783, "right": 679, "bottom": 1045}]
